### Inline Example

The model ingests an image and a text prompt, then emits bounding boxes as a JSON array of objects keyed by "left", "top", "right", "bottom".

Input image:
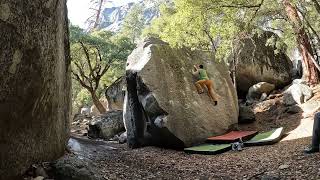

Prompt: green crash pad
[
  {"left": 184, "top": 144, "right": 231, "bottom": 155},
  {"left": 244, "top": 127, "right": 284, "bottom": 146}
]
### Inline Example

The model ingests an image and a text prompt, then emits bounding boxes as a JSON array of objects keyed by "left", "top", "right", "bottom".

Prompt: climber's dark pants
[{"left": 312, "top": 112, "right": 320, "bottom": 148}]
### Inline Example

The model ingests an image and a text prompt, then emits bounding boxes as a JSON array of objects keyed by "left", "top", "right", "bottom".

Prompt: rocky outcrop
[
  {"left": 124, "top": 38, "right": 239, "bottom": 148},
  {"left": 231, "top": 31, "right": 293, "bottom": 96},
  {"left": 88, "top": 110, "right": 124, "bottom": 140},
  {"left": 0, "top": 1, "right": 70, "bottom": 179},
  {"left": 105, "top": 77, "right": 125, "bottom": 110},
  {"left": 283, "top": 79, "right": 313, "bottom": 106}
]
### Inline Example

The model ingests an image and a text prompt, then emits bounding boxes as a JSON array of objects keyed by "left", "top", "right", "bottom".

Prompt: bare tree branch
[
  {"left": 203, "top": 29, "right": 217, "bottom": 52},
  {"left": 207, "top": 1, "right": 264, "bottom": 10},
  {"left": 79, "top": 41, "right": 95, "bottom": 74},
  {"left": 71, "top": 71, "right": 92, "bottom": 91},
  {"left": 73, "top": 59, "right": 94, "bottom": 89}
]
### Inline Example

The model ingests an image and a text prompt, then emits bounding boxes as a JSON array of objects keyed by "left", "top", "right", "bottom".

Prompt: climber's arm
[{"left": 192, "top": 65, "right": 199, "bottom": 76}]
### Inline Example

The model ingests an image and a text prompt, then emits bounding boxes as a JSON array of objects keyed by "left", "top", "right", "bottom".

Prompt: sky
[{"left": 67, "top": 0, "right": 140, "bottom": 28}]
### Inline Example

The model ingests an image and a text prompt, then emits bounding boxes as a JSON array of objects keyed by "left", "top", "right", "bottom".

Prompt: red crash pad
[{"left": 206, "top": 131, "right": 258, "bottom": 143}]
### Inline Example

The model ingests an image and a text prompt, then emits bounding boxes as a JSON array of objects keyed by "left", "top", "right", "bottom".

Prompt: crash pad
[
  {"left": 244, "top": 127, "right": 284, "bottom": 146},
  {"left": 206, "top": 131, "right": 258, "bottom": 143},
  {"left": 184, "top": 144, "right": 231, "bottom": 155}
]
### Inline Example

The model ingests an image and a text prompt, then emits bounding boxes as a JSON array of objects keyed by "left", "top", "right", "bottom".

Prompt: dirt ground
[{"left": 62, "top": 85, "right": 320, "bottom": 180}]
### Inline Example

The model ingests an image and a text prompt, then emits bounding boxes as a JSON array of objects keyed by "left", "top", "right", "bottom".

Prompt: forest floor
[{"left": 34, "top": 85, "right": 320, "bottom": 180}]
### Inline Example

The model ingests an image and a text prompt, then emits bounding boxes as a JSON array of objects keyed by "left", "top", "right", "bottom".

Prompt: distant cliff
[{"left": 98, "top": 0, "right": 168, "bottom": 32}]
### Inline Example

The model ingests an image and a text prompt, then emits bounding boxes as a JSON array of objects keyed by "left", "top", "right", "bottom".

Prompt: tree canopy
[
  {"left": 70, "top": 25, "right": 135, "bottom": 114},
  {"left": 143, "top": 0, "right": 320, "bottom": 82}
]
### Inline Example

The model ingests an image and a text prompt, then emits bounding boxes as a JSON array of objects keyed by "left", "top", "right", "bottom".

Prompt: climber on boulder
[{"left": 192, "top": 64, "right": 218, "bottom": 106}]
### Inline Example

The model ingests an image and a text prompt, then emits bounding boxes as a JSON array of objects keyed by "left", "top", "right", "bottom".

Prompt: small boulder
[
  {"left": 119, "top": 132, "right": 127, "bottom": 144},
  {"left": 286, "top": 105, "right": 301, "bottom": 114},
  {"left": 279, "top": 164, "right": 289, "bottom": 170},
  {"left": 246, "top": 82, "right": 275, "bottom": 103},
  {"left": 88, "top": 110, "right": 124, "bottom": 140},
  {"left": 239, "top": 105, "right": 255, "bottom": 123},
  {"left": 283, "top": 80, "right": 313, "bottom": 106},
  {"left": 52, "top": 155, "right": 102, "bottom": 180},
  {"left": 80, "top": 107, "right": 90, "bottom": 116}
]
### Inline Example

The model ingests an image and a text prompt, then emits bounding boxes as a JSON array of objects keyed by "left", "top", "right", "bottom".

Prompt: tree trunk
[
  {"left": 91, "top": 91, "right": 107, "bottom": 114},
  {"left": 93, "top": 0, "right": 104, "bottom": 29},
  {"left": 282, "top": 0, "right": 319, "bottom": 84}
]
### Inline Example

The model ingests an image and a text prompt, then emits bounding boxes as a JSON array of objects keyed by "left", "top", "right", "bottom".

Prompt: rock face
[
  {"left": 283, "top": 79, "right": 313, "bottom": 106},
  {"left": 105, "top": 77, "right": 125, "bottom": 110},
  {"left": 231, "top": 31, "right": 293, "bottom": 96},
  {"left": 53, "top": 155, "right": 102, "bottom": 180},
  {"left": 246, "top": 82, "right": 275, "bottom": 103},
  {"left": 124, "top": 38, "right": 239, "bottom": 148},
  {"left": 99, "top": 0, "right": 170, "bottom": 31},
  {"left": 88, "top": 110, "right": 124, "bottom": 140},
  {"left": 239, "top": 105, "right": 256, "bottom": 123},
  {"left": 0, "top": 1, "right": 70, "bottom": 179}
]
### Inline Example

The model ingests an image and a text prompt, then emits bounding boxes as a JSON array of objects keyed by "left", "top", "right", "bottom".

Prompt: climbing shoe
[
  {"left": 213, "top": 101, "right": 218, "bottom": 106},
  {"left": 304, "top": 146, "right": 319, "bottom": 154}
]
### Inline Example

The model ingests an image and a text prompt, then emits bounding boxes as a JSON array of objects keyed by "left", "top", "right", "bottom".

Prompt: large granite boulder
[
  {"left": 283, "top": 79, "right": 313, "bottom": 106},
  {"left": 105, "top": 77, "right": 125, "bottom": 110},
  {"left": 124, "top": 38, "right": 239, "bottom": 148},
  {"left": 88, "top": 110, "right": 124, "bottom": 140},
  {"left": 231, "top": 31, "right": 293, "bottom": 96},
  {"left": 0, "top": 1, "right": 70, "bottom": 179}
]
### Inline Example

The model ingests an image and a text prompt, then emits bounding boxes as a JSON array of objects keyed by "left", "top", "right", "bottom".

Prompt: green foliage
[
  {"left": 143, "top": 0, "right": 320, "bottom": 61},
  {"left": 75, "top": 89, "right": 92, "bottom": 106},
  {"left": 120, "top": 4, "right": 145, "bottom": 43},
  {"left": 70, "top": 25, "right": 134, "bottom": 112},
  {"left": 143, "top": 0, "right": 254, "bottom": 59},
  {"left": 71, "top": 79, "right": 92, "bottom": 114}
]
